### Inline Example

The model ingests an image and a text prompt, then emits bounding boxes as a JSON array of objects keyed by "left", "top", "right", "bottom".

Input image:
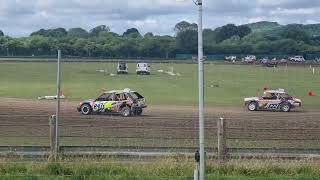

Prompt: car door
[
  {"left": 93, "top": 93, "right": 115, "bottom": 112},
  {"left": 264, "top": 93, "right": 282, "bottom": 110},
  {"left": 259, "top": 93, "right": 280, "bottom": 109}
]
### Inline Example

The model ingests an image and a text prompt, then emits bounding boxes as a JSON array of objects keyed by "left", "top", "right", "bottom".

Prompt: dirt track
[{"left": 0, "top": 98, "right": 319, "bottom": 148}]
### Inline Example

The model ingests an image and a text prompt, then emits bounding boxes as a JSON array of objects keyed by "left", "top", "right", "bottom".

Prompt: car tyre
[
  {"left": 121, "top": 106, "right": 131, "bottom": 117},
  {"left": 81, "top": 104, "right": 92, "bottom": 115},
  {"left": 248, "top": 102, "right": 258, "bottom": 111},
  {"left": 281, "top": 103, "right": 291, "bottom": 112},
  {"left": 135, "top": 110, "right": 143, "bottom": 116}
]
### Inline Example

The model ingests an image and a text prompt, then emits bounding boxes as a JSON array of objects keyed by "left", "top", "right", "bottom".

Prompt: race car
[
  {"left": 77, "top": 88, "right": 147, "bottom": 117},
  {"left": 244, "top": 89, "right": 302, "bottom": 112}
]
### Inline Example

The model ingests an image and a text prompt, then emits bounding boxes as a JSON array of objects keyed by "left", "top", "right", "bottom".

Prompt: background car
[
  {"left": 244, "top": 89, "right": 302, "bottom": 112},
  {"left": 117, "top": 62, "right": 128, "bottom": 74},
  {"left": 289, "top": 56, "right": 305, "bottom": 62},
  {"left": 225, "top": 56, "right": 237, "bottom": 62},
  {"left": 136, "top": 63, "right": 151, "bottom": 75},
  {"left": 244, "top": 55, "right": 256, "bottom": 63},
  {"left": 279, "top": 58, "right": 288, "bottom": 65}
]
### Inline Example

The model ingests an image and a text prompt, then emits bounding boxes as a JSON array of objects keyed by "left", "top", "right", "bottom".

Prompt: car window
[
  {"left": 280, "top": 94, "right": 290, "bottom": 99},
  {"left": 263, "top": 93, "right": 277, "bottom": 100},
  {"left": 96, "top": 93, "right": 112, "bottom": 101},
  {"left": 116, "top": 93, "right": 127, "bottom": 101},
  {"left": 130, "top": 92, "right": 144, "bottom": 99}
]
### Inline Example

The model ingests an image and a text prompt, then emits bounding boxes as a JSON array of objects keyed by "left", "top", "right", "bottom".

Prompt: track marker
[{"left": 308, "top": 91, "right": 316, "bottom": 97}]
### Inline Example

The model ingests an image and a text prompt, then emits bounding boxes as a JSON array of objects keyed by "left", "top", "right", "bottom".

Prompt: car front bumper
[{"left": 292, "top": 102, "right": 302, "bottom": 108}]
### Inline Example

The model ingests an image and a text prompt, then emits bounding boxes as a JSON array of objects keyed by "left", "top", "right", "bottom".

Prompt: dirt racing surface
[{"left": 0, "top": 98, "right": 319, "bottom": 149}]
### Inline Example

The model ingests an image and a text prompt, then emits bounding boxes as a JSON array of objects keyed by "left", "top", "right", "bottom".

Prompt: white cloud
[{"left": 0, "top": 0, "right": 320, "bottom": 37}]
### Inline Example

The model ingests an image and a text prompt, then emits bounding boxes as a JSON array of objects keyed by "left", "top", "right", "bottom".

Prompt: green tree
[
  {"left": 30, "top": 28, "right": 67, "bottom": 37},
  {"left": 176, "top": 29, "right": 197, "bottom": 53},
  {"left": 90, "top": 25, "right": 110, "bottom": 36},
  {"left": 144, "top": 32, "right": 154, "bottom": 38},
  {"left": 281, "top": 25, "right": 310, "bottom": 43},
  {"left": 174, "top": 21, "right": 197, "bottom": 33},
  {"left": 215, "top": 24, "right": 238, "bottom": 43},
  {"left": 68, "top": 28, "right": 89, "bottom": 38},
  {"left": 0, "top": 30, "right": 4, "bottom": 37},
  {"left": 123, "top": 28, "right": 141, "bottom": 38},
  {"left": 237, "top": 25, "right": 251, "bottom": 38}
]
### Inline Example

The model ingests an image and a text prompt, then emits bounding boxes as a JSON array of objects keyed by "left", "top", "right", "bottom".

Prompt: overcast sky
[{"left": 1, "top": 0, "right": 320, "bottom": 37}]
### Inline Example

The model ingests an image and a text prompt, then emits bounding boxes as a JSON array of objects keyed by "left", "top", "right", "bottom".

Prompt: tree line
[{"left": 1, "top": 21, "right": 320, "bottom": 58}]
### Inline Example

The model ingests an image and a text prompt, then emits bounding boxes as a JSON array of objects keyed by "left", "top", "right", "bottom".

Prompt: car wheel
[
  {"left": 281, "top": 103, "right": 291, "bottom": 112},
  {"left": 81, "top": 104, "right": 92, "bottom": 115},
  {"left": 248, "top": 102, "right": 257, "bottom": 111},
  {"left": 135, "top": 110, "right": 143, "bottom": 116},
  {"left": 121, "top": 106, "right": 131, "bottom": 117}
]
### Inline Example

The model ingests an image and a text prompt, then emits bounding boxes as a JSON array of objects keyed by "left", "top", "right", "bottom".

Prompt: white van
[
  {"left": 117, "top": 62, "right": 128, "bottom": 74},
  {"left": 136, "top": 63, "right": 150, "bottom": 75}
]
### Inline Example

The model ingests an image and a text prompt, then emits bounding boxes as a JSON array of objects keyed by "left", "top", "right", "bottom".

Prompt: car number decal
[{"left": 266, "top": 103, "right": 280, "bottom": 109}]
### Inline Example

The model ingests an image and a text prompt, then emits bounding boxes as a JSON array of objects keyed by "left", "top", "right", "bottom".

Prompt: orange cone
[{"left": 308, "top": 91, "right": 315, "bottom": 97}]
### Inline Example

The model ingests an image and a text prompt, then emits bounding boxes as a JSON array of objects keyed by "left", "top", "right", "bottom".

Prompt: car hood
[
  {"left": 81, "top": 99, "right": 94, "bottom": 104},
  {"left": 292, "top": 97, "right": 302, "bottom": 103},
  {"left": 244, "top": 97, "right": 259, "bottom": 102}
]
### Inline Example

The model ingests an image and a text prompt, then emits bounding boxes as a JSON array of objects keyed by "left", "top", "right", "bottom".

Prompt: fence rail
[{"left": 0, "top": 115, "right": 319, "bottom": 161}]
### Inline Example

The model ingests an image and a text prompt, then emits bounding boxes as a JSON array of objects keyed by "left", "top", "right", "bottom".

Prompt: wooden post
[
  {"left": 217, "top": 117, "right": 227, "bottom": 163},
  {"left": 194, "top": 168, "right": 199, "bottom": 180},
  {"left": 49, "top": 115, "right": 57, "bottom": 161}
]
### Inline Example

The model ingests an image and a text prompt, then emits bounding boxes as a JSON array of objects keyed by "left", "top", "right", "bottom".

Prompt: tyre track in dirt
[{"left": 0, "top": 98, "right": 319, "bottom": 147}]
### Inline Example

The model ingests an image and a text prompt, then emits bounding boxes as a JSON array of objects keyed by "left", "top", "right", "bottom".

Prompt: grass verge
[{"left": 0, "top": 158, "right": 319, "bottom": 179}]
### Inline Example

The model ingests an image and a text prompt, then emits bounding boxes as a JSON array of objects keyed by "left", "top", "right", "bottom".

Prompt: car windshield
[
  {"left": 119, "top": 63, "right": 126, "bottom": 70},
  {"left": 280, "top": 93, "right": 291, "bottom": 99},
  {"left": 129, "top": 92, "right": 144, "bottom": 100},
  {"left": 96, "top": 93, "right": 112, "bottom": 101}
]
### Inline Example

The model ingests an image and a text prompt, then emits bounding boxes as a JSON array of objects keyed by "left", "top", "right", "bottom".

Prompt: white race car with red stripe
[{"left": 244, "top": 89, "right": 302, "bottom": 112}]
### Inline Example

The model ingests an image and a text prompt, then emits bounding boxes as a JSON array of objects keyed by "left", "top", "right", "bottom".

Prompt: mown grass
[
  {"left": 0, "top": 158, "right": 319, "bottom": 179},
  {"left": 0, "top": 62, "right": 319, "bottom": 108}
]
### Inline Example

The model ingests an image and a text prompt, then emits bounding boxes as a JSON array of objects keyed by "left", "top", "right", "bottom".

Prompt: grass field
[
  {"left": 0, "top": 158, "right": 320, "bottom": 180},
  {"left": 0, "top": 62, "right": 319, "bottom": 108}
]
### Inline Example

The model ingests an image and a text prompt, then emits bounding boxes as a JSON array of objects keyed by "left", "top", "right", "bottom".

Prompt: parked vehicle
[
  {"left": 279, "top": 58, "right": 288, "bottom": 64},
  {"left": 225, "top": 56, "right": 237, "bottom": 62},
  {"left": 244, "top": 55, "right": 256, "bottom": 63},
  {"left": 117, "top": 62, "right": 128, "bottom": 74},
  {"left": 260, "top": 57, "right": 269, "bottom": 64},
  {"left": 77, "top": 89, "right": 147, "bottom": 117},
  {"left": 289, "top": 56, "right": 305, "bottom": 62},
  {"left": 261, "top": 58, "right": 278, "bottom": 67},
  {"left": 244, "top": 89, "right": 302, "bottom": 112},
  {"left": 136, "top": 63, "right": 150, "bottom": 75}
]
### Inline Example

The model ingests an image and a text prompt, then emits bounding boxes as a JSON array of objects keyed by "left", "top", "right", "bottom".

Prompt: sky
[{"left": 1, "top": 0, "right": 320, "bottom": 37}]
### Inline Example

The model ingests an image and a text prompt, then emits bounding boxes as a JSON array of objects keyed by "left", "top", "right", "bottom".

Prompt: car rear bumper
[{"left": 132, "top": 105, "right": 147, "bottom": 110}]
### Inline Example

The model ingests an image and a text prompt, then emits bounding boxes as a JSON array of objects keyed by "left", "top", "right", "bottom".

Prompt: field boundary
[
  {"left": 1, "top": 146, "right": 320, "bottom": 159},
  {"left": 1, "top": 58, "right": 320, "bottom": 66}
]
